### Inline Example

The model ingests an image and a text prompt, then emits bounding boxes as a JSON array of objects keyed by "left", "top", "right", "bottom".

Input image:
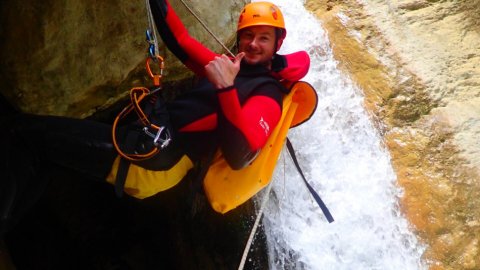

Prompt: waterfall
[{"left": 255, "top": 0, "right": 427, "bottom": 269}]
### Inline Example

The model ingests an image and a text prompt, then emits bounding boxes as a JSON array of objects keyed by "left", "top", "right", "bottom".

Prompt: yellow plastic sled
[{"left": 203, "top": 81, "right": 318, "bottom": 214}]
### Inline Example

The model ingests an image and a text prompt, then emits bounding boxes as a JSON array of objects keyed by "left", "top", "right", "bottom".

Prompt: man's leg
[{"left": 1, "top": 114, "right": 118, "bottom": 235}]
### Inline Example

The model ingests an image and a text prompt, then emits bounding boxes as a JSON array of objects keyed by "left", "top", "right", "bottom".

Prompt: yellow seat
[{"left": 203, "top": 81, "right": 317, "bottom": 214}]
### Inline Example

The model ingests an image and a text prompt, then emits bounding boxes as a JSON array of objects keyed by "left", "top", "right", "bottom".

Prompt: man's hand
[{"left": 205, "top": 53, "right": 245, "bottom": 89}]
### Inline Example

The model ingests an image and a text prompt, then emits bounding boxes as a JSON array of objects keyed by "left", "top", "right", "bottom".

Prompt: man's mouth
[{"left": 246, "top": 51, "right": 261, "bottom": 57}]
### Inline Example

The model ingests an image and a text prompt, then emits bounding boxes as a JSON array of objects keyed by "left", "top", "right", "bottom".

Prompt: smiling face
[{"left": 238, "top": 25, "right": 276, "bottom": 67}]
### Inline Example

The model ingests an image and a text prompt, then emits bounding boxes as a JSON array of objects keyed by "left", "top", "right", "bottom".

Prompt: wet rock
[
  {"left": 307, "top": 0, "right": 480, "bottom": 268},
  {"left": 0, "top": 0, "right": 246, "bottom": 117}
]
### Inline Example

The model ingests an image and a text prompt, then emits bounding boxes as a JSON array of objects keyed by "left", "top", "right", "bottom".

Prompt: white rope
[
  {"left": 145, "top": 0, "right": 160, "bottom": 57},
  {"left": 179, "top": 0, "right": 235, "bottom": 58},
  {"left": 237, "top": 180, "right": 274, "bottom": 270}
]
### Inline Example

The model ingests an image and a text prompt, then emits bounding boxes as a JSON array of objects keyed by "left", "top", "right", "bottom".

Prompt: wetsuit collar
[{"left": 238, "top": 62, "right": 272, "bottom": 77}]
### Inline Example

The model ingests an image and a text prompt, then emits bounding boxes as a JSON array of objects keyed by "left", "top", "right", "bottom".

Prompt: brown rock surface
[
  {"left": 0, "top": 0, "right": 246, "bottom": 117},
  {"left": 307, "top": 0, "right": 480, "bottom": 269}
]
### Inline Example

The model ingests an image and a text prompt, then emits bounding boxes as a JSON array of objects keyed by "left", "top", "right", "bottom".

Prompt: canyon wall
[
  {"left": 0, "top": 0, "right": 246, "bottom": 117},
  {"left": 306, "top": 0, "right": 480, "bottom": 269}
]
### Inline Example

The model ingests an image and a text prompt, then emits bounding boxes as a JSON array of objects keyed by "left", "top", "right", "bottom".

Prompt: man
[
  {"left": 1, "top": 0, "right": 310, "bottom": 232},
  {"left": 1, "top": 1, "right": 312, "bottom": 268}
]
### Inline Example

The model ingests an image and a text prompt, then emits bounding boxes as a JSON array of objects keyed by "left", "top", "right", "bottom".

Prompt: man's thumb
[{"left": 234, "top": 52, "right": 245, "bottom": 64}]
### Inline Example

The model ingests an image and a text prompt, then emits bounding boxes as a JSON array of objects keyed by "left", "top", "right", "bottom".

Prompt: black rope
[{"left": 286, "top": 137, "right": 334, "bottom": 223}]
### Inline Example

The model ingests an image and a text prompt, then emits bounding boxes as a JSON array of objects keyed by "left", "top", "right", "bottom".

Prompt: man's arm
[
  {"left": 149, "top": 0, "right": 217, "bottom": 76},
  {"left": 217, "top": 85, "right": 283, "bottom": 169},
  {"left": 204, "top": 52, "right": 283, "bottom": 169}
]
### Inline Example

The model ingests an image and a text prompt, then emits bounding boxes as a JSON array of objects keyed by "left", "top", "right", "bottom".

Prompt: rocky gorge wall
[
  {"left": 306, "top": 0, "right": 480, "bottom": 269},
  {"left": 0, "top": 0, "right": 246, "bottom": 117}
]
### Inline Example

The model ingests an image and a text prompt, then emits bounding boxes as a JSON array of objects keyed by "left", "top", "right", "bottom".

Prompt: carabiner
[
  {"left": 143, "top": 126, "right": 171, "bottom": 149},
  {"left": 146, "top": 29, "right": 154, "bottom": 43},
  {"left": 146, "top": 29, "right": 157, "bottom": 60},
  {"left": 148, "top": 44, "right": 156, "bottom": 59},
  {"left": 146, "top": 55, "right": 164, "bottom": 87}
]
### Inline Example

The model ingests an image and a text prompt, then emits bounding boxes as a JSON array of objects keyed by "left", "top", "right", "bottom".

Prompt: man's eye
[{"left": 242, "top": 33, "right": 253, "bottom": 39}]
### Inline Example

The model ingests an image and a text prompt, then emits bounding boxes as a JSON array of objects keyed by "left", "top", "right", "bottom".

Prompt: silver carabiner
[{"left": 143, "top": 126, "right": 171, "bottom": 149}]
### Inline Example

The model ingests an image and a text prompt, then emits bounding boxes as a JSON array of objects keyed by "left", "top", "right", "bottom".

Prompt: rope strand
[
  {"left": 179, "top": 0, "right": 235, "bottom": 58},
  {"left": 237, "top": 180, "right": 274, "bottom": 270},
  {"left": 145, "top": 0, "right": 160, "bottom": 57}
]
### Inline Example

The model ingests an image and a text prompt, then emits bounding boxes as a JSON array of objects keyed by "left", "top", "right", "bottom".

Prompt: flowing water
[{"left": 256, "top": 0, "right": 427, "bottom": 269}]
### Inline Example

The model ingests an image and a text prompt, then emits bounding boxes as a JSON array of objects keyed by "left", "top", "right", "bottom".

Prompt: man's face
[{"left": 238, "top": 26, "right": 276, "bottom": 67}]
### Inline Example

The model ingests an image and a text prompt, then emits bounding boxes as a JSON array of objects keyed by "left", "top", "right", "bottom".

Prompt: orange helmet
[{"left": 237, "top": 2, "right": 286, "bottom": 39}]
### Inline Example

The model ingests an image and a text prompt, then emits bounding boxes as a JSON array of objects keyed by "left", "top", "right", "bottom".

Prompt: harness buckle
[{"left": 143, "top": 126, "right": 171, "bottom": 149}]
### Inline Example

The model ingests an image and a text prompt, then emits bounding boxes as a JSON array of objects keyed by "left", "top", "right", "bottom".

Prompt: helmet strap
[{"left": 274, "top": 28, "right": 285, "bottom": 52}]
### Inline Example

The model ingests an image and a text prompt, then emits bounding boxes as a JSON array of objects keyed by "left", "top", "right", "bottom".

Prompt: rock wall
[
  {"left": 0, "top": 0, "right": 246, "bottom": 117},
  {"left": 306, "top": 0, "right": 480, "bottom": 269}
]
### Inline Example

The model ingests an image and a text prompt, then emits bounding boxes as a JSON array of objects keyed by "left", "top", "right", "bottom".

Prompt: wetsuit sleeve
[
  {"left": 217, "top": 85, "right": 283, "bottom": 170},
  {"left": 271, "top": 51, "right": 311, "bottom": 81},
  {"left": 149, "top": 0, "right": 217, "bottom": 76}
]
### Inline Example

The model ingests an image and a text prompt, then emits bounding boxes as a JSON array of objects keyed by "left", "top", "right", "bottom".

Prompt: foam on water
[{"left": 253, "top": 0, "right": 427, "bottom": 269}]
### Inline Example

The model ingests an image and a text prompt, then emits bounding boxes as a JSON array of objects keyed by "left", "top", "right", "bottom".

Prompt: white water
[{"left": 255, "top": 0, "right": 427, "bottom": 269}]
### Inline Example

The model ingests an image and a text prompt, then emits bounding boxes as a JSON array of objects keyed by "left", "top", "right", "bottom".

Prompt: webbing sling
[
  {"left": 286, "top": 137, "right": 334, "bottom": 223},
  {"left": 114, "top": 92, "right": 162, "bottom": 197}
]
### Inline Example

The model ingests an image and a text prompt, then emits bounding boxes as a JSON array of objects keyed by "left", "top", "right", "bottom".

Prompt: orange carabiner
[{"left": 146, "top": 55, "right": 164, "bottom": 87}]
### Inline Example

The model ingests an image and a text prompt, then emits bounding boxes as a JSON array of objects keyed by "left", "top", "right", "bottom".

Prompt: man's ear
[{"left": 276, "top": 39, "right": 284, "bottom": 52}]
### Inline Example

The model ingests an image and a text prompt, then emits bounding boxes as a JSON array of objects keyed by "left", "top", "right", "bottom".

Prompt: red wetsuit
[{"left": 150, "top": 0, "right": 310, "bottom": 169}]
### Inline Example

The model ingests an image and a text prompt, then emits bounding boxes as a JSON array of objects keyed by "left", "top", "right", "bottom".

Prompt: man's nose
[{"left": 248, "top": 37, "right": 259, "bottom": 49}]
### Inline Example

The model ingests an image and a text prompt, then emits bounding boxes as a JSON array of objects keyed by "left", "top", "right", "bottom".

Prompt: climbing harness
[
  {"left": 179, "top": 0, "right": 235, "bottom": 58},
  {"left": 111, "top": 57, "right": 169, "bottom": 195},
  {"left": 112, "top": 0, "right": 170, "bottom": 162},
  {"left": 111, "top": 82, "right": 172, "bottom": 162},
  {"left": 110, "top": 2, "right": 175, "bottom": 197},
  {"left": 112, "top": 0, "right": 169, "bottom": 161}
]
